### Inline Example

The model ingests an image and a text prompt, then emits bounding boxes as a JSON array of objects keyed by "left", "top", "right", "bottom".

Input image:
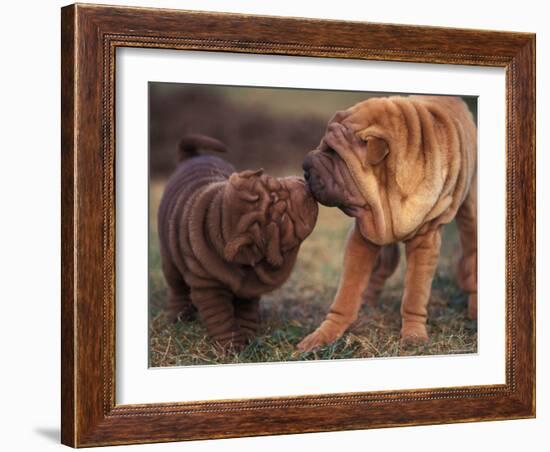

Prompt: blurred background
[
  {"left": 150, "top": 83, "right": 386, "bottom": 178},
  {"left": 149, "top": 82, "right": 477, "bottom": 179},
  {"left": 148, "top": 83, "right": 478, "bottom": 366}
]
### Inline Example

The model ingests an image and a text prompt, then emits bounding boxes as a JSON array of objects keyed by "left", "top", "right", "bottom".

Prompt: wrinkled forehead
[
  {"left": 343, "top": 101, "right": 376, "bottom": 129},
  {"left": 258, "top": 174, "right": 283, "bottom": 192},
  {"left": 345, "top": 97, "right": 405, "bottom": 132},
  {"left": 243, "top": 176, "right": 292, "bottom": 216}
]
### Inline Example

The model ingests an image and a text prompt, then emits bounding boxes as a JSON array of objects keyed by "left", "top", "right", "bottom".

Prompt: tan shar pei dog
[
  {"left": 158, "top": 134, "right": 318, "bottom": 349},
  {"left": 299, "top": 95, "right": 477, "bottom": 350}
]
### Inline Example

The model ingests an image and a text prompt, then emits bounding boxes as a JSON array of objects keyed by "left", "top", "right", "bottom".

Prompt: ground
[{"left": 148, "top": 182, "right": 477, "bottom": 367}]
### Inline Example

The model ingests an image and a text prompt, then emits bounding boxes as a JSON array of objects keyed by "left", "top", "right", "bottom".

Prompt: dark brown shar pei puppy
[
  {"left": 299, "top": 95, "right": 477, "bottom": 350},
  {"left": 158, "top": 134, "right": 318, "bottom": 349}
]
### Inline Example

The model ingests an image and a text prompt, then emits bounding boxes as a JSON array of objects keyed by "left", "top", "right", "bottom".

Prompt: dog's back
[
  {"left": 158, "top": 134, "right": 319, "bottom": 347},
  {"left": 157, "top": 135, "right": 234, "bottom": 270}
]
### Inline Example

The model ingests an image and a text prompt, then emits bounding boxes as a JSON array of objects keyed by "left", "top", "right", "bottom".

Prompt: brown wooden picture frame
[{"left": 61, "top": 3, "right": 536, "bottom": 447}]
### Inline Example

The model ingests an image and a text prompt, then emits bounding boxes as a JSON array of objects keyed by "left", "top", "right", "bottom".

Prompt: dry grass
[{"left": 149, "top": 182, "right": 477, "bottom": 367}]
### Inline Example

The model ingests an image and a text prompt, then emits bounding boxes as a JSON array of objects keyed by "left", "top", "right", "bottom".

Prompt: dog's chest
[{"left": 231, "top": 264, "right": 292, "bottom": 299}]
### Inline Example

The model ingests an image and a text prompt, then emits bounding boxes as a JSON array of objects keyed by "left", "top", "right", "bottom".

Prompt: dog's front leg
[
  {"left": 298, "top": 225, "right": 380, "bottom": 351},
  {"left": 234, "top": 297, "right": 260, "bottom": 340},
  {"left": 400, "top": 228, "right": 442, "bottom": 345},
  {"left": 191, "top": 287, "right": 244, "bottom": 349}
]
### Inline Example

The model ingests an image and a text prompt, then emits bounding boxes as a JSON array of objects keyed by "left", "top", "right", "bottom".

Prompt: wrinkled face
[
  {"left": 302, "top": 111, "right": 389, "bottom": 220},
  {"left": 302, "top": 143, "right": 364, "bottom": 217},
  {"left": 223, "top": 170, "right": 318, "bottom": 267}
]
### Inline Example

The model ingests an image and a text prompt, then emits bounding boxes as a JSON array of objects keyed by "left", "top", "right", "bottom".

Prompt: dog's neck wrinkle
[
  {"left": 248, "top": 249, "right": 297, "bottom": 289},
  {"left": 345, "top": 157, "right": 389, "bottom": 243},
  {"left": 220, "top": 186, "right": 242, "bottom": 248},
  {"left": 379, "top": 162, "right": 397, "bottom": 241},
  {"left": 206, "top": 186, "right": 229, "bottom": 259},
  {"left": 187, "top": 183, "right": 245, "bottom": 292},
  {"left": 202, "top": 184, "right": 287, "bottom": 295},
  {"left": 229, "top": 194, "right": 295, "bottom": 289}
]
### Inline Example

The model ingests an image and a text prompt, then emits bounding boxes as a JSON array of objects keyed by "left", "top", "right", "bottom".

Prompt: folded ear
[
  {"left": 228, "top": 169, "right": 264, "bottom": 202},
  {"left": 363, "top": 136, "right": 389, "bottom": 166},
  {"left": 228, "top": 169, "right": 264, "bottom": 186},
  {"left": 239, "top": 168, "right": 264, "bottom": 178},
  {"left": 223, "top": 234, "right": 253, "bottom": 262}
]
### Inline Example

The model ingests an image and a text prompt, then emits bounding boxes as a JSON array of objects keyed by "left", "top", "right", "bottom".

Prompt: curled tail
[{"left": 177, "top": 134, "right": 228, "bottom": 162}]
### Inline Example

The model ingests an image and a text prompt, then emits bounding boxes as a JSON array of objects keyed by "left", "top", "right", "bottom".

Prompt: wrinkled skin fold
[
  {"left": 158, "top": 135, "right": 318, "bottom": 349},
  {"left": 300, "top": 95, "right": 477, "bottom": 350}
]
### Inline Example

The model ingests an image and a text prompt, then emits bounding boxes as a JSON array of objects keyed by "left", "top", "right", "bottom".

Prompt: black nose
[{"left": 304, "top": 170, "right": 310, "bottom": 181}]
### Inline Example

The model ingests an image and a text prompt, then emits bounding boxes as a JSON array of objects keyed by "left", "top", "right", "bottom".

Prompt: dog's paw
[
  {"left": 400, "top": 323, "right": 429, "bottom": 347},
  {"left": 213, "top": 331, "right": 247, "bottom": 352},
  {"left": 176, "top": 305, "right": 197, "bottom": 322},
  {"left": 166, "top": 307, "right": 196, "bottom": 324},
  {"left": 297, "top": 329, "right": 331, "bottom": 352}
]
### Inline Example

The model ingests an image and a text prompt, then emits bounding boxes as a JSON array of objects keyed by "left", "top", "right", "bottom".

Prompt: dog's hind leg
[
  {"left": 362, "top": 243, "right": 400, "bottom": 307},
  {"left": 192, "top": 287, "right": 246, "bottom": 350},
  {"left": 161, "top": 255, "right": 196, "bottom": 323},
  {"left": 166, "top": 284, "right": 196, "bottom": 323},
  {"left": 455, "top": 180, "right": 477, "bottom": 320}
]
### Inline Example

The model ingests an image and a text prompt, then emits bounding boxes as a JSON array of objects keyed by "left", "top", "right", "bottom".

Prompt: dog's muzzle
[{"left": 303, "top": 151, "right": 343, "bottom": 207}]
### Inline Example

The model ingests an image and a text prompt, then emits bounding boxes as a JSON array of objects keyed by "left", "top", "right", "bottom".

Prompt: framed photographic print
[{"left": 61, "top": 3, "right": 536, "bottom": 447}]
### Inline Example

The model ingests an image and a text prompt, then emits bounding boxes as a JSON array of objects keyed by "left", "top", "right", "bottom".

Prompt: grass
[{"left": 149, "top": 181, "right": 477, "bottom": 367}]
